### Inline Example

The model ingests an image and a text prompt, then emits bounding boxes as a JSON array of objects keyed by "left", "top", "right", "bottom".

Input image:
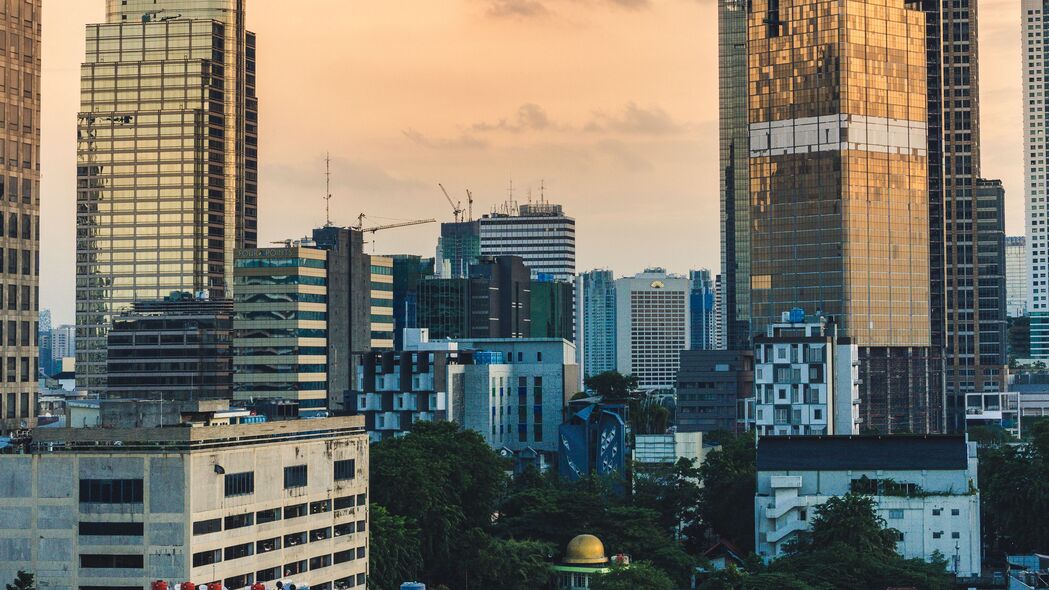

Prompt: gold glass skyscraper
[
  {"left": 76, "top": 0, "right": 258, "bottom": 392},
  {"left": 0, "top": 1, "right": 40, "bottom": 434},
  {"left": 747, "top": 0, "right": 943, "bottom": 432}
]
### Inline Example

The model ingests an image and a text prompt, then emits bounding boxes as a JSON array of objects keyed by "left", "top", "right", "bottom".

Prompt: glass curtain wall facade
[
  {"left": 232, "top": 246, "right": 328, "bottom": 415},
  {"left": 76, "top": 0, "right": 258, "bottom": 392},
  {"left": 0, "top": 0, "right": 40, "bottom": 434},
  {"left": 748, "top": 0, "right": 943, "bottom": 433},
  {"left": 719, "top": 0, "right": 752, "bottom": 351}
]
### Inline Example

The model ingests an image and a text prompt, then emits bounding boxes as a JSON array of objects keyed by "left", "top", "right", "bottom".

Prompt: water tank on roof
[
  {"left": 789, "top": 307, "right": 805, "bottom": 323},
  {"left": 401, "top": 584, "right": 426, "bottom": 590}
]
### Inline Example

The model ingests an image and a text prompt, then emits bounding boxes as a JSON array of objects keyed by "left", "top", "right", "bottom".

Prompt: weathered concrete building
[{"left": 0, "top": 414, "right": 369, "bottom": 589}]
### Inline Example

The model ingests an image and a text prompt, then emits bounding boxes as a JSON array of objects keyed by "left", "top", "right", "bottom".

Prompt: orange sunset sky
[{"left": 40, "top": 0, "right": 1022, "bottom": 324}]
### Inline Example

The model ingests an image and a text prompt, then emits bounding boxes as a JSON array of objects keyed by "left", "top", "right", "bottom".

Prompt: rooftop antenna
[
  {"left": 540, "top": 179, "right": 546, "bottom": 204},
  {"left": 324, "top": 153, "right": 333, "bottom": 227}
]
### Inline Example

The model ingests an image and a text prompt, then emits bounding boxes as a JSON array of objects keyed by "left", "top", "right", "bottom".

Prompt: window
[
  {"left": 309, "top": 554, "right": 332, "bottom": 570},
  {"left": 356, "top": 492, "right": 367, "bottom": 506},
  {"left": 334, "top": 459, "right": 356, "bottom": 481},
  {"left": 284, "top": 531, "right": 307, "bottom": 548},
  {"left": 78, "top": 522, "right": 143, "bottom": 536},
  {"left": 333, "top": 548, "right": 357, "bottom": 564},
  {"left": 951, "top": 532, "right": 960, "bottom": 539},
  {"left": 334, "top": 522, "right": 355, "bottom": 537},
  {"left": 284, "top": 503, "right": 307, "bottom": 519},
  {"left": 79, "top": 554, "right": 144, "bottom": 569},
  {"left": 895, "top": 532, "right": 905, "bottom": 542},
  {"left": 193, "top": 518, "right": 222, "bottom": 535},
  {"left": 310, "top": 527, "right": 331, "bottom": 542},
  {"left": 887, "top": 509, "right": 904, "bottom": 520},
  {"left": 799, "top": 508, "right": 807, "bottom": 521},
  {"left": 951, "top": 509, "right": 960, "bottom": 516},
  {"left": 932, "top": 508, "right": 942, "bottom": 516},
  {"left": 224, "top": 471, "right": 254, "bottom": 497},
  {"left": 192, "top": 549, "right": 221, "bottom": 567},
  {"left": 256, "top": 537, "right": 281, "bottom": 554},
  {"left": 284, "top": 465, "right": 307, "bottom": 489},
  {"left": 334, "top": 495, "right": 356, "bottom": 510},
  {"left": 933, "top": 531, "right": 943, "bottom": 539},
  {"left": 310, "top": 499, "right": 331, "bottom": 514},
  {"left": 224, "top": 513, "right": 253, "bottom": 531},
  {"left": 256, "top": 508, "right": 281, "bottom": 525},
  {"left": 79, "top": 479, "right": 143, "bottom": 504},
  {"left": 224, "top": 542, "right": 254, "bottom": 561}
]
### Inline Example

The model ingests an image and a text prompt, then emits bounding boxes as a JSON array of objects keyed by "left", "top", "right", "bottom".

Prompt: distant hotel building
[
  {"left": 1006, "top": 236, "right": 1028, "bottom": 318},
  {"left": 615, "top": 269, "right": 689, "bottom": 389},
  {"left": 0, "top": 0, "right": 41, "bottom": 433},
  {"left": 0, "top": 412, "right": 369, "bottom": 589},
  {"left": 1024, "top": 0, "right": 1049, "bottom": 357},
  {"left": 76, "top": 0, "right": 259, "bottom": 392},
  {"left": 753, "top": 312, "right": 859, "bottom": 436},
  {"left": 106, "top": 292, "right": 233, "bottom": 401},
  {"left": 479, "top": 201, "right": 575, "bottom": 281}
]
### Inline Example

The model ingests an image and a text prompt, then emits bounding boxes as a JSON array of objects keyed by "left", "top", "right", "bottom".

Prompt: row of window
[
  {"left": 194, "top": 492, "right": 367, "bottom": 536},
  {"left": 192, "top": 525, "right": 367, "bottom": 567}
]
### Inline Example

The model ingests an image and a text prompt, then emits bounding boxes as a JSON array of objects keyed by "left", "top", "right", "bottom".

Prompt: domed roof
[{"left": 563, "top": 534, "right": 608, "bottom": 565}]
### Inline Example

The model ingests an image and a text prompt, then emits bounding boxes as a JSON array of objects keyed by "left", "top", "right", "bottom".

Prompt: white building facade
[
  {"left": 1025, "top": 0, "right": 1049, "bottom": 356},
  {"left": 755, "top": 436, "right": 981, "bottom": 577},
  {"left": 1006, "top": 236, "right": 1028, "bottom": 318},
  {"left": 614, "top": 269, "right": 690, "bottom": 389},
  {"left": 479, "top": 202, "right": 576, "bottom": 281},
  {"left": 753, "top": 313, "right": 859, "bottom": 436}
]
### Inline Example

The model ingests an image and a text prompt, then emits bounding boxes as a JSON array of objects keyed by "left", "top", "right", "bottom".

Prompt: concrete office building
[
  {"left": 1006, "top": 236, "right": 1028, "bottom": 318},
  {"left": 0, "top": 413, "right": 369, "bottom": 589},
  {"left": 676, "top": 350, "right": 753, "bottom": 433},
  {"left": 633, "top": 432, "right": 708, "bottom": 466},
  {"left": 615, "top": 269, "right": 690, "bottom": 389},
  {"left": 0, "top": 0, "right": 40, "bottom": 434},
  {"left": 576, "top": 269, "right": 616, "bottom": 382},
  {"left": 747, "top": 0, "right": 941, "bottom": 434},
  {"left": 232, "top": 244, "right": 329, "bottom": 415},
  {"left": 105, "top": 292, "right": 233, "bottom": 401},
  {"left": 690, "top": 269, "right": 717, "bottom": 351},
  {"left": 370, "top": 255, "right": 394, "bottom": 350},
  {"left": 753, "top": 313, "right": 859, "bottom": 436},
  {"left": 755, "top": 436, "right": 981, "bottom": 577},
  {"left": 479, "top": 201, "right": 575, "bottom": 281},
  {"left": 76, "top": 0, "right": 259, "bottom": 392},
  {"left": 967, "top": 179, "right": 1008, "bottom": 399}
]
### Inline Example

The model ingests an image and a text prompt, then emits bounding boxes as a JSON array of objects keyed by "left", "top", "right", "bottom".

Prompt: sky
[{"left": 40, "top": 0, "right": 1022, "bottom": 326}]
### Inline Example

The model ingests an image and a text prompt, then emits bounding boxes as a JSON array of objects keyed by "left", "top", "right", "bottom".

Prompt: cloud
[
  {"left": 584, "top": 102, "right": 689, "bottom": 135},
  {"left": 472, "top": 103, "right": 557, "bottom": 133},
  {"left": 402, "top": 128, "right": 490, "bottom": 150},
  {"left": 486, "top": 0, "right": 550, "bottom": 18}
]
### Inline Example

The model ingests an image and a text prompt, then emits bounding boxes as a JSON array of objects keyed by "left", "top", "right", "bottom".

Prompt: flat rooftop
[{"left": 757, "top": 435, "right": 969, "bottom": 471}]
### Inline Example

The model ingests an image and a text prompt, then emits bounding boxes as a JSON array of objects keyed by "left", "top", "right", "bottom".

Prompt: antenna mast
[{"left": 324, "top": 153, "right": 333, "bottom": 227}]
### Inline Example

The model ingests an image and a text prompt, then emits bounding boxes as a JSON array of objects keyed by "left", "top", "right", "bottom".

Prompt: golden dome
[{"left": 563, "top": 534, "right": 609, "bottom": 565}]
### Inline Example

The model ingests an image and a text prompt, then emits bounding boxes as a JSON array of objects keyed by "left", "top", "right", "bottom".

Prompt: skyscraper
[
  {"left": 615, "top": 268, "right": 689, "bottom": 389},
  {"left": 1025, "top": 0, "right": 1049, "bottom": 358},
  {"left": 718, "top": 0, "right": 751, "bottom": 351},
  {"left": 576, "top": 270, "right": 616, "bottom": 381},
  {"left": 75, "top": 0, "right": 258, "bottom": 392},
  {"left": 436, "top": 220, "right": 480, "bottom": 279},
  {"left": 689, "top": 269, "right": 716, "bottom": 350},
  {"left": 0, "top": 0, "right": 40, "bottom": 434},
  {"left": 747, "top": 0, "right": 942, "bottom": 432},
  {"left": 479, "top": 201, "right": 575, "bottom": 281},
  {"left": 1006, "top": 236, "right": 1028, "bottom": 318}
]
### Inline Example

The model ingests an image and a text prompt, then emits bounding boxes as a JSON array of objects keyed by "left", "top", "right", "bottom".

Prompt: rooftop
[{"left": 757, "top": 435, "right": 969, "bottom": 472}]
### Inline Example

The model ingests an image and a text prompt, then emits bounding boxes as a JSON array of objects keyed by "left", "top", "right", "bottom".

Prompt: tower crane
[
  {"left": 353, "top": 213, "right": 436, "bottom": 234},
  {"left": 439, "top": 183, "right": 465, "bottom": 223}
]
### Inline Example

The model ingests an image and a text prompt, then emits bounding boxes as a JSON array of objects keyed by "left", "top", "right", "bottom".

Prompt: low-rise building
[
  {"left": 0, "top": 412, "right": 369, "bottom": 589},
  {"left": 966, "top": 391, "right": 1021, "bottom": 438},
  {"left": 753, "top": 312, "right": 859, "bottom": 436},
  {"left": 633, "top": 431, "right": 708, "bottom": 466},
  {"left": 755, "top": 435, "right": 981, "bottom": 577},
  {"left": 676, "top": 350, "right": 754, "bottom": 433}
]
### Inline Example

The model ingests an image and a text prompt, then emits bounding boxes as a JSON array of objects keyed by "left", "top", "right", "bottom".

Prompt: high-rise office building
[
  {"left": 531, "top": 276, "right": 574, "bottom": 341},
  {"left": 436, "top": 220, "right": 480, "bottom": 279},
  {"left": 76, "top": 0, "right": 259, "bottom": 392},
  {"left": 718, "top": 0, "right": 751, "bottom": 352},
  {"left": 1006, "top": 236, "right": 1028, "bottom": 318},
  {"left": 615, "top": 268, "right": 689, "bottom": 389},
  {"left": 0, "top": 0, "right": 40, "bottom": 434},
  {"left": 576, "top": 269, "right": 617, "bottom": 381},
  {"left": 747, "top": 0, "right": 942, "bottom": 433},
  {"left": 52, "top": 324, "right": 76, "bottom": 367},
  {"left": 689, "top": 269, "right": 716, "bottom": 350},
  {"left": 713, "top": 273, "right": 726, "bottom": 350},
  {"left": 1025, "top": 0, "right": 1049, "bottom": 358},
  {"left": 37, "top": 310, "right": 51, "bottom": 378},
  {"left": 390, "top": 254, "right": 435, "bottom": 349},
  {"left": 232, "top": 244, "right": 329, "bottom": 416},
  {"left": 370, "top": 255, "right": 394, "bottom": 350},
  {"left": 417, "top": 256, "right": 532, "bottom": 340},
  {"left": 479, "top": 201, "right": 575, "bottom": 281},
  {"left": 972, "top": 179, "right": 1008, "bottom": 394}
]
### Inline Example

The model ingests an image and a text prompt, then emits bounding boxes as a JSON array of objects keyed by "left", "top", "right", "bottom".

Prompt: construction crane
[
  {"left": 465, "top": 189, "right": 474, "bottom": 221},
  {"left": 439, "top": 183, "right": 465, "bottom": 223},
  {"left": 353, "top": 213, "right": 436, "bottom": 252}
]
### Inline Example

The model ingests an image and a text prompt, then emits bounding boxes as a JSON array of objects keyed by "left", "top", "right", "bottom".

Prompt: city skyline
[{"left": 38, "top": 0, "right": 1022, "bottom": 325}]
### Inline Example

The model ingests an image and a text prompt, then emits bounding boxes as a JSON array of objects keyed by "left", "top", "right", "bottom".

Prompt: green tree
[
  {"left": 367, "top": 504, "right": 422, "bottom": 590},
  {"left": 967, "top": 424, "right": 1014, "bottom": 445},
  {"left": 629, "top": 396, "right": 671, "bottom": 435},
  {"left": 696, "top": 433, "right": 756, "bottom": 551},
  {"left": 979, "top": 439, "right": 1049, "bottom": 554},
  {"left": 590, "top": 562, "right": 675, "bottom": 590},
  {"left": 584, "top": 371, "right": 639, "bottom": 399},
  {"left": 457, "top": 529, "right": 554, "bottom": 590},
  {"left": 6, "top": 572, "right": 34, "bottom": 590},
  {"left": 789, "top": 494, "right": 899, "bottom": 556},
  {"left": 632, "top": 458, "right": 704, "bottom": 548}
]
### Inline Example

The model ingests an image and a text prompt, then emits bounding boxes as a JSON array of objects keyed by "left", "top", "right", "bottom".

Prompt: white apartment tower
[
  {"left": 1006, "top": 236, "right": 1028, "bottom": 318},
  {"left": 1025, "top": 0, "right": 1049, "bottom": 356},
  {"left": 576, "top": 269, "right": 617, "bottom": 381},
  {"left": 614, "top": 269, "right": 690, "bottom": 389}
]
